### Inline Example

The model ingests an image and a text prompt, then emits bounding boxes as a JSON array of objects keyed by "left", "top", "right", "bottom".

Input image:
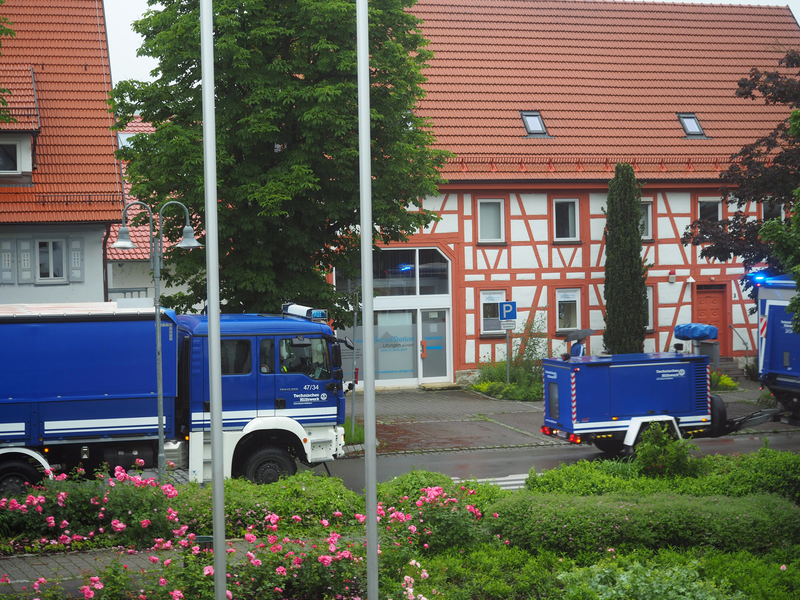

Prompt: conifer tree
[{"left": 603, "top": 163, "right": 649, "bottom": 354}]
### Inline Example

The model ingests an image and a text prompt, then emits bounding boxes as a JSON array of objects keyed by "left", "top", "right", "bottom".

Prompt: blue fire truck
[
  {"left": 0, "top": 302, "right": 351, "bottom": 494},
  {"left": 540, "top": 350, "right": 774, "bottom": 454}
]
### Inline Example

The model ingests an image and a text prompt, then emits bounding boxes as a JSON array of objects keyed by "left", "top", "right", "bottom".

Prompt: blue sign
[{"left": 499, "top": 301, "right": 517, "bottom": 320}]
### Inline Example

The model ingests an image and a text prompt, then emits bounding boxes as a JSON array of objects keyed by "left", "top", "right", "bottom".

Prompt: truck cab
[{"left": 177, "top": 312, "right": 348, "bottom": 484}]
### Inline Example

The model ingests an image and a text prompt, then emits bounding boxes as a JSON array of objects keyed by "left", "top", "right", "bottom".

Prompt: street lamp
[{"left": 112, "top": 200, "right": 202, "bottom": 479}]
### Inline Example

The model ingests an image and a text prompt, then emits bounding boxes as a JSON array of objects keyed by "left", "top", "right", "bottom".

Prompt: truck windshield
[{"left": 278, "top": 338, "right": 332, "bottom": 380}]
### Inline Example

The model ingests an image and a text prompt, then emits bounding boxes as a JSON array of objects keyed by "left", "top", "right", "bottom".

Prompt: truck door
[
  {"left": 257, "top": 337, "right": 276, "bottom": 417},
  {"left": 766, "top": 303, "right": 799, "bottom": 377},
  {"left": 218, "top": 337, "right": 258, "bottom": 429},
  {"left": 276, "top": 336, "right": 339, "bottom": 425}
]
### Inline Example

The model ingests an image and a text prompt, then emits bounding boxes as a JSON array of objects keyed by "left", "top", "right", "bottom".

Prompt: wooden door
[{"left": 696, "top": 284, "right": 727, "bottom": 354}]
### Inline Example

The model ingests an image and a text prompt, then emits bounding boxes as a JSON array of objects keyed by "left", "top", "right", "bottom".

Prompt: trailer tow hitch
[{"left": 724, "top": 409, "right": 779, "bottom": 435}]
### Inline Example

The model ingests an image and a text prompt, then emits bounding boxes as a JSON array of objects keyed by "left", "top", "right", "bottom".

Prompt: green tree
[
  {"left": 109, "top": 0, "right": 450, "bottom": 322},
  {"left": 759, "top": 107, "right": 800, "bottom": 333},
  {"left": 681, "top": 50, "right": 800, "bottom": 283},
  {"left": 603, "top": 163, "right": 648, "bottom": 354},
  {"left": 0, "top": 0, "right": 16, "bottom": 124}
]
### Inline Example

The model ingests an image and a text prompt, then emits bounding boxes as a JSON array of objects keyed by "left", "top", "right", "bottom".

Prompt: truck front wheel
[
  {"left": 0, "top": 459, "right": 41, "bottom": 496},
  {"left": 244, "top": 447, "right": 297, "bottom": 484}
]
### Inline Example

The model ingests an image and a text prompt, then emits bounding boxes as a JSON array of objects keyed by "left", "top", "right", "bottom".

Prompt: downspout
[{"left": 102, "top": 224, "right": 111, "bottom": 301}]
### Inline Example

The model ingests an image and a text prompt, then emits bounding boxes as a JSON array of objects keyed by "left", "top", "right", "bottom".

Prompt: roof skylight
[
  {"left": 521, "top": 111, "right": 552, "bottom": 137},
  {"left": 677, "top": 113, "right": 709, "bottom": 138}
]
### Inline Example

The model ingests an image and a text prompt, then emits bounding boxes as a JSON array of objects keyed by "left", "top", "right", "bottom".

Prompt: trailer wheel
[
  {"left": 593, "top": 439, "right": 626, "bottom": 455},
  {"left": 709, "top": 394, "right": 727, "bottom": 437},
  {"left": 244, "top": 447, "right": 297, "bottom": 484},
  {"left": 0, "top": 459, "right": 41, "bottom": 497}
]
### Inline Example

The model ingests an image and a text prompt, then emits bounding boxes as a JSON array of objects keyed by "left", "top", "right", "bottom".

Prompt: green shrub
[
  {"left": 469, "top": 313, "right": 549, "bottom": 401},
  {"left": 558, "top": 560, "right": 745, "bottom": 600},
  {"left": 404, "top": 543, "right": 566, "bottom": 600},
  {"left": 525, "top": 448, "right": 800, "bottom": 505},
  {"left": 173, "top": 471, "right": 365, "bottom": 539},
  {"left": 634, "top": 422, "right": 700, "bottom": 478},
  {"left": 377, "top": 469, "right": 455, "bottom": 502},
  {"left": 697, "top": 548, "right": 800, "bottom": 600},
  {"left": 525, "top": 459, "right": 666, "bottom": 496},
  {"left": 743, "top": 359, "right": 759, "bottom": 382},
  {"left": 710, "top": 370, "right": 738, "bottom": 391},
  {"left": 488, "top": 492, "right": 800, "bottom": 557}
]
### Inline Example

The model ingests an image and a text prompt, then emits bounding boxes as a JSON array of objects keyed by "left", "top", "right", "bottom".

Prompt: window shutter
[
  {"left": 16, "top": 239, "right": 34, "bottom": 284},
  {"left": 1, "top": 239, "right": 15, "bottom": 284},
  {"left": 68, "top": 237, "right": 84, "bottom": 282}
]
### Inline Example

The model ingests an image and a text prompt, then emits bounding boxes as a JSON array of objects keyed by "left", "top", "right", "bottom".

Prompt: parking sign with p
[{"left": 499, "top": 301, "right": 517, "bottom": 321}]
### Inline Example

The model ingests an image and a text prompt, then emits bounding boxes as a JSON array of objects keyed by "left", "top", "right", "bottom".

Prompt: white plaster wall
[
  {"left": 435, "top": 213, "right": 459, "bottom": 234},
  {"left": 589, "top": 192, "right": 608, "bottom": 215},
  {"left": 530, "top": 220, "right": 548, "bottom": 242},
  {"left": 657, "top": 281, "right": 684, "bottom": 304},
  {"left": 0, "top": 225, "right": 106, "bottom": 303},
  {"left": 519, "top": 193, "right": 548, "bottom": 215}
]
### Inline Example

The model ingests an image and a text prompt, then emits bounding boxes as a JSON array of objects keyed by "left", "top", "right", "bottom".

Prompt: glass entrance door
[
  {"left": 421, "top": 309, "right": 448, "bottom": 380},
  {"left": 337, "top": 307, "right": 451, "bottom": 387}
]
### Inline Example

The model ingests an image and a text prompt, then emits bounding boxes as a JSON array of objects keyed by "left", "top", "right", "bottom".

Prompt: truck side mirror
[
  {"left": 332, "top": 367, "right": 343, "bottom": 381},
  {"left": 331, "top": 344, "right": 342, "bottom": 368}
]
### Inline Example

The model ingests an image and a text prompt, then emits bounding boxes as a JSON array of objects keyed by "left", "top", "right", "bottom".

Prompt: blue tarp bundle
[{"left": 674, "top": 323, "right": 718, "bottom": 341}]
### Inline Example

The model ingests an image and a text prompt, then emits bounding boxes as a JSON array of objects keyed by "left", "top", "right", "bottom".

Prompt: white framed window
[
  {"left": 554, "top": 198, "right": 579, "bottom": 241},
  {"left": 36, "top": 239, "right": 66, "bottom": 282},
  {"left": 478, "top": 198, "right": 504, "bottom": 243},
  {"left": 647, "top": 286, "right": 654, "bottom": 331},
  {"left": 640, "top": 200, "right": 653, "bottom": 239},
  {"left": 480, "top": 290, "right": 506, "bottom": 335},
  {"left": 0, "top": 141, "right": 20, "bottom": 174},
  {"left": 556, "top": 288, "right": 580, "bottom": 332},
  {"left": 698, "top": 198, "right": 721, "bottom": 221}
]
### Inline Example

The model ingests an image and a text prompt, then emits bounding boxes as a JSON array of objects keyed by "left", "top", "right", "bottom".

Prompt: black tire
[
  {"left": 0, "top": 459, "right": 41, "bottom": 496},
  {"left": 593, "top": 439, "right": 627, "bottom": 455},
  {"left": 243, "top": 447, "right": 297, "bottom": 484},
  {"left": 709, "top": 394, "right": 727, "bottom": 437}
]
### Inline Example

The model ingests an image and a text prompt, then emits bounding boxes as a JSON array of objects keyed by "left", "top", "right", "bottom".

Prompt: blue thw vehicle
[
  {"left": 753, "top": 273, "right": 800, "bottom": 422},
  {"left": 540, "top": 350, "right": 774, "bottom": 454},
  {"left": 0, "top": 302, "right": 351, "bottom": 493}
]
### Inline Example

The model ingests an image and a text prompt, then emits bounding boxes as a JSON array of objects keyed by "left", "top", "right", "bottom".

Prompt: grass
[{"left": 344, "top": 416, "right": 365, "bottom": 445}]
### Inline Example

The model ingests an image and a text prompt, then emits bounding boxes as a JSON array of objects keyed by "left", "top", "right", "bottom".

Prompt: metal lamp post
[{"left": 112, "top": 200, "right": 202, "bottom": 480}]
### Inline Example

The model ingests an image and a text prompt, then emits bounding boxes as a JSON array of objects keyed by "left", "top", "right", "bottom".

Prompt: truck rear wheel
[
  {"left": 593, "top": 439, "right": 626, "bottom": 455},
  {"left": 244, "top": 447, "right": 297, "bottom": 484},
  {"left": 0, "top": 459, "right": 41, "bottom": 496},
  {"left": 709, "top": 394, "right": 727, "bottom": 437}
]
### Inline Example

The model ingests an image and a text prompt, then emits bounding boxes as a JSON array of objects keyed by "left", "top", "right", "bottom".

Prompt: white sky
[{"left": 103, "top": 0, "right": 800, "bottom": 85}]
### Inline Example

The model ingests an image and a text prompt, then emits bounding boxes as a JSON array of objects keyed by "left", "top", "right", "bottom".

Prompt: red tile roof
[
  {"left": 0, "top": 0, "right": 123, "bottom": 222},
  {"left": 413, "top": 0, "right": 800, "bottom": 181},
  {"left": 107, "top": 116, "right": 162, "bottom": 261}
]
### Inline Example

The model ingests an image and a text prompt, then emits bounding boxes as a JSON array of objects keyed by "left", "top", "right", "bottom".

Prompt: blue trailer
[
  {"left": 0, "top": 302, "right": 350, "bottom": 493},
  {"left": 540, "top": 351, "right": 773, "bottom": 453},
  {"left": 754, "top": 273, "right": 800, "bottom": 421}
]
